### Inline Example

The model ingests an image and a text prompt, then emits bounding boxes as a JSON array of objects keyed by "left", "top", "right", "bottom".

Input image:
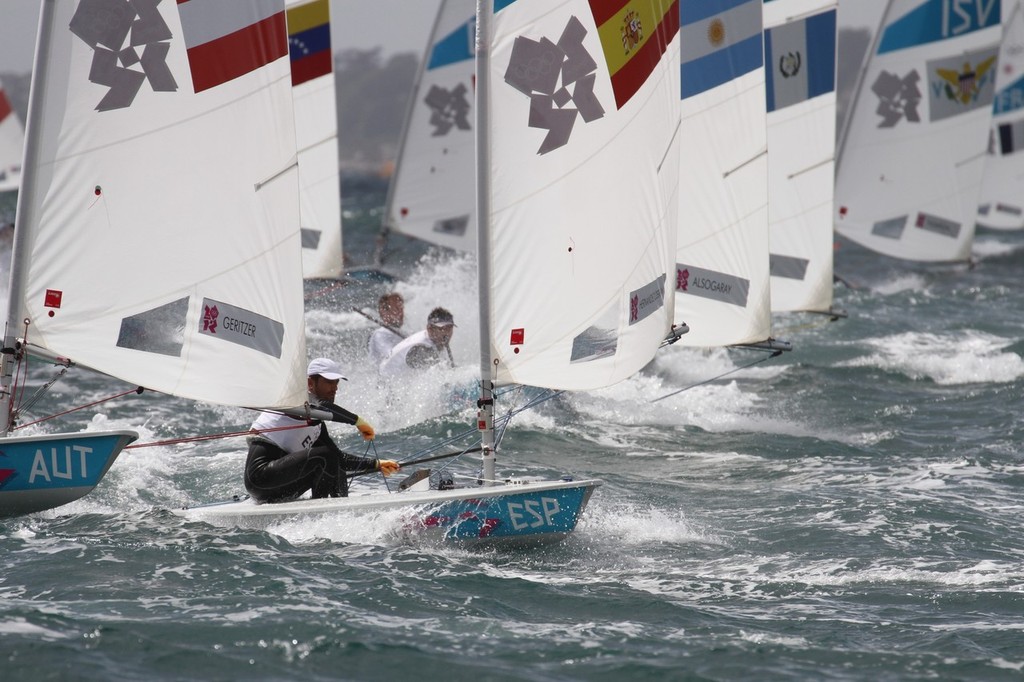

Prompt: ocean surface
[{"left": 1, "top": 184, "right": 1024, "bottom": 681}]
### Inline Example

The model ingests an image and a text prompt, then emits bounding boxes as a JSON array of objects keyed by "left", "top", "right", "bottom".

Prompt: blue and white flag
[
  {"left": 765, "top": 9, "right": 836, "bottom": 112},
  {"left": 680, "top": 0, "right": 763, "bottom": 99},
  {"left": 994, "top": 73, "right": 1024, "bottom": 115},
  {"left": 878, "top": 0, "right": 1000, "bottom": 55}
]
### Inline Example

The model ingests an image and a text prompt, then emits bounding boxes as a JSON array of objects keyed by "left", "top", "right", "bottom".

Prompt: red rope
[
  {"left": 13, "top": 387, "right": 143, "bottom": 431},
  {"left": 304, "top": 280, "right": 346, "bottom": 302},
  {"left": 124, "top": 422, "right": 311, "bottom": 449}
]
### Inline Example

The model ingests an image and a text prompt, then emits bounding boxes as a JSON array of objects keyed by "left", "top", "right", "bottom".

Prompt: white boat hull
[{"left": 177, "top": 478, "right": 601, "bottom": 547}]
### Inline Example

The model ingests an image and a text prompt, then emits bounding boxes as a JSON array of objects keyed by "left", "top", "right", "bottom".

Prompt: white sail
[
  {"left": 674, "top": 0, "right": 772, "bottom": 347},
  {"left": 286, "top": 0, "right": 343, "bottom": 278},
  {"left": 0, "top": 80, "right": 24, "bottom": 193},
  {"left": 482, "top": 0, "right": 681, "bottom": 390},
  {"left": 764, "top": 0, "right": 838, "bottom": 314},
  {"left": 978, "top": 0, "right": 1024, "bottom": 230},
  {"left": 385, "top": 0, "right": 478, "bottom": 253},
  {"left": 834, "top": 0, "right": 1003, "bottom": 262},
  {"left": 9, "top": 0, "right": 307, "bottom": 410}
]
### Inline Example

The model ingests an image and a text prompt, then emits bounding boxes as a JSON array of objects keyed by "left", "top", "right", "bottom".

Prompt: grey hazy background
[{"left": 0, "top": 0, "right": 880, "bottom": 168}]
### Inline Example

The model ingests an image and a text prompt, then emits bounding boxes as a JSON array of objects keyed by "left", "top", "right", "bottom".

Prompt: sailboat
[
  {"left": 834, "top": 0, "right": 1003, "bottom": 262},
  {"left": 182, "top": 0, "right": 682, "bottom": 546},
  {"left": 764, "top": 0, "right": 842, "bottom": 316},
  {"left": 0, "top": 79, "right": 24, "bottom": 194},
  {"left": 0, "top": 0, "right": 308, "bottom": 516},
  {"left": 977, "top": 0, "right": 1024, "bottom": 230},
  {"left": 381, "top": 0, "right": 477, "bottom": 257},
  {"left": 286, "top": 0, "right": 345, "bottom": 278},
  {"left": 673, "top": 0, "right": 787, "bottom": 351}
]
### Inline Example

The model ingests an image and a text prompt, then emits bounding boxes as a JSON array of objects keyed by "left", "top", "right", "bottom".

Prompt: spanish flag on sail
[
  {"left": 287, "top": 0, "right": 333, "bottom": 87},
  {"left": 589, "top": 0, "right": 680, "bottom": 110}
]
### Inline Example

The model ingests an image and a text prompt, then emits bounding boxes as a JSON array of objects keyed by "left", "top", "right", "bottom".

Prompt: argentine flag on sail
[
  {"left": 680, "top": 0, "right": 763, "bottom": 99},
  {"left": 764, "top": 9, "right": 836, "bottom": 112}
]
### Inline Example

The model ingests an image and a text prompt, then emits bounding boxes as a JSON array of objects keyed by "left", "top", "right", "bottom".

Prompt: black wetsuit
[{"left": 244, "top": 403, "right": 378, "bottom": 503}]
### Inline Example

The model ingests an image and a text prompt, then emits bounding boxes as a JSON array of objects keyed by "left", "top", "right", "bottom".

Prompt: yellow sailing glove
[
  {"left": 355, "top": 416, "right": 375, "bottom": 440},
  {"left": 376, "top": 459, "right": 400, "bottom": 476}
]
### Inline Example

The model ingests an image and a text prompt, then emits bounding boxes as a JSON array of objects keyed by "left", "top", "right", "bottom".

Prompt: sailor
[
  {"left": 379, "top": 307, "right": 455, "bottom": 378},
  {"left": 244, "top": 358, "right": 400, "bottom": 503},
  {"left": 367, "top": 292, "right": 405, "bottom": 367}
]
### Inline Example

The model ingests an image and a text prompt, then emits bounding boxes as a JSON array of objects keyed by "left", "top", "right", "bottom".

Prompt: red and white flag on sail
[
  {"left": 177, "top": 0, "right": 288, "bottom": 94},
  {"left": 0, "top": 88, "right": 11, "bottom": 123}
]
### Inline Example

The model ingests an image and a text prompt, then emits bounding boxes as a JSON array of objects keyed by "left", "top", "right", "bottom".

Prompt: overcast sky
[
  {"left": 0, "top": 0, "right": 443, "bottom": 74},
  {"left": 0, "top": 1, "right": 885, "bottom": 74}
]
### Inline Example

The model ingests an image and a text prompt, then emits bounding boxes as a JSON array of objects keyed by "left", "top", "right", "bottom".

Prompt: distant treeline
[{"left": 0, "top": 28, "right": 868, "bottom": 171}]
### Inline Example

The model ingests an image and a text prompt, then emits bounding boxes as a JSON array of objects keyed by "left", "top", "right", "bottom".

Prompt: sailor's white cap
[{"left": 306, "top": 357, "right": 347, "bottom": 381}]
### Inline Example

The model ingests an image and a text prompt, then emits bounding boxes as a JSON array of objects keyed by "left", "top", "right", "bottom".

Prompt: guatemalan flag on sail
[
  {"left": 177, "top": 0, "right": 289, "bottom": 94},
  {"left": 764, "top": 8, "right": 836, "bottom": 112},
  {"left": 680, "top": 0, "right": 763, "bottom": 98}
]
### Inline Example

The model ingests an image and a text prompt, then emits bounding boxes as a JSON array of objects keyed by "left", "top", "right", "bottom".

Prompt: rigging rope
[
  {"left": 14, "top": 386, "right": 143, "bottom": 431},
  {"left": 649, "top": 350, "right": 783, "bottom": 404},
  {"left": 304, "top": 280, "right": 346, "bottom": 303},
  {"left": 125, "top": 422, "right": 311, "bottom": 450}
]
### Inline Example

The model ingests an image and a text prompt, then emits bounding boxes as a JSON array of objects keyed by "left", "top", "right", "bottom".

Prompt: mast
[
  {"left": 834, "top": 0, "right": 893, "bottom": 172},
  {"left": 1, "top": 1, "right": 53, "bottom": 435},
  {"left": 375, "top": 0, "right": 448, "bottom": 268},
  {"left": 474, "top": 0, "right": 495, "bottom": 485}
]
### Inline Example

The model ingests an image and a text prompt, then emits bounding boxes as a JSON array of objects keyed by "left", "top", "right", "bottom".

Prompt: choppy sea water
[{"left": 1, "top": 185, "right": 1024, "bottom": 681}]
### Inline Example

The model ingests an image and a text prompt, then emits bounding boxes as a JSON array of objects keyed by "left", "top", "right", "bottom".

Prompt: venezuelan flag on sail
[
  {"left": 589, "top": 0, "right": 680, "bottom": 110},
  {"left": 680, "top": 0, "right": 763, "bottom": 99},
  {"left": 287, "top": 0, "right": 333, "bottom": 86},
  {"left": 177, "top": 0, "right": 288, "bottom": 94}
]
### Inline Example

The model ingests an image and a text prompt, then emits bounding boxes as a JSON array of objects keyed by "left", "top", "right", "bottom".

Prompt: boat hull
[
  {"left": 0, "top": 430, "right": 139, "bottom": 517},
  {"left": 177, "top": 478, "right": 601, "bottom": 547}
]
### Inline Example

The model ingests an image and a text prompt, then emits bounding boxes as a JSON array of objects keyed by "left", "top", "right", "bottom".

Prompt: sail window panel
[
  {"left": 116, "top": 297, "right": 189, "bottom": 357},
  {"left": 300, "top": 227, "right": 321, "bottom": 249},
  {"left": 433, "top": 215, "right": 469, "bottom": 236},
  {"left": 570, "top": 303, "right": 619, "bottom": 364},
  {"left": 871, "top": 216, "right": 908, "bottom": 240},
  {"left": 768, "top": 254, "right": 809, "bottom": 281}
]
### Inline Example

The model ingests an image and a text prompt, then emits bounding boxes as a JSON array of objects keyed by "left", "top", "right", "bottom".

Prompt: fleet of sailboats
[{"left": 1, "top": 0, "right": 1021, "bottom": 541}]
